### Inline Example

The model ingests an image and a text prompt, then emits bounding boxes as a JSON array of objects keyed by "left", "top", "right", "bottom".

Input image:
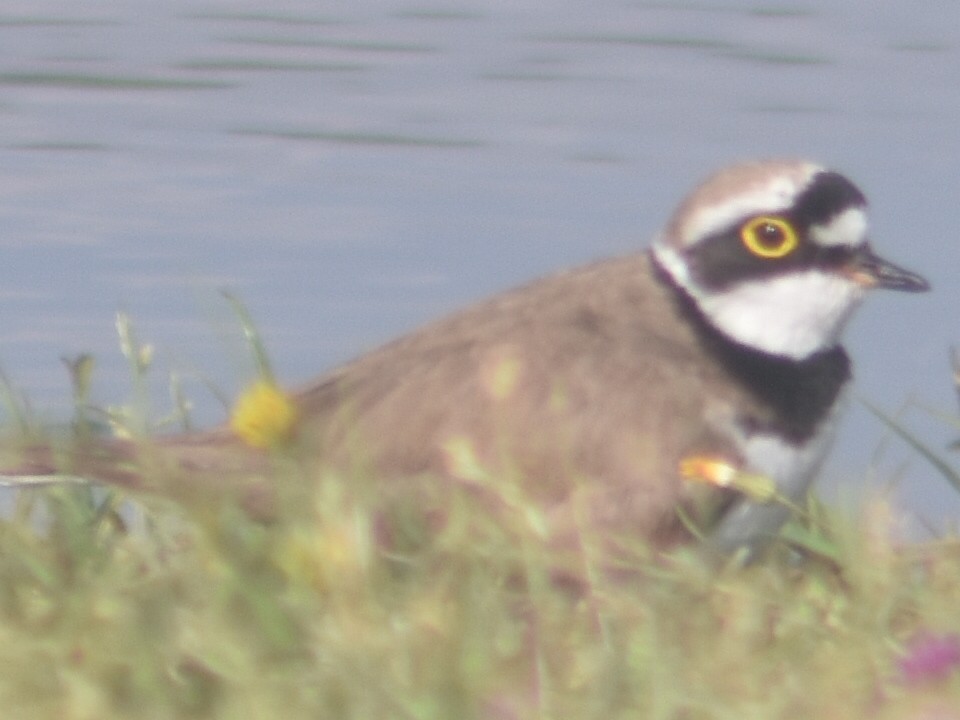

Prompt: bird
[{"left": 12, "top": 159, "right": 930, "bottom": 557}]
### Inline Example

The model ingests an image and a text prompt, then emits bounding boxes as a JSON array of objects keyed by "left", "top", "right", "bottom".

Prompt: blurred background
[{"left": 0, "top": 0, "right": 955, "bottom": 531}]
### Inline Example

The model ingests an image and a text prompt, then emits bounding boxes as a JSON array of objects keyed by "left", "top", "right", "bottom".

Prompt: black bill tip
[{"left": 848, "top": 248, "right": 930, "bottom": 293}]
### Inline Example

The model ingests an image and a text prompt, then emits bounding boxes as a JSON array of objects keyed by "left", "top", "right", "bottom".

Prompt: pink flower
[{"left": 898, "top": 633, "right": 960, "bottom": 685}]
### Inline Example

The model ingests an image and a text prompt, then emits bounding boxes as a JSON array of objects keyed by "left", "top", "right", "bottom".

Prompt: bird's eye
[{"left": 740, "top": 216, "right": 799, "bottom": 259}]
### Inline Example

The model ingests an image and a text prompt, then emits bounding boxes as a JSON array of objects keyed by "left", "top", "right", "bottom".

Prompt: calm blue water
[{"left": 0, "top": 1, "right": 957, "bottom": 531}]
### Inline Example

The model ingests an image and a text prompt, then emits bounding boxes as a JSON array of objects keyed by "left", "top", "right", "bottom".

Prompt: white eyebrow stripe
[
  {"left": 809, "top": 207, "right": 869, "bottom": 247},
  {"left": 679, "top": 173, "right": 816, "bottom": 247}
]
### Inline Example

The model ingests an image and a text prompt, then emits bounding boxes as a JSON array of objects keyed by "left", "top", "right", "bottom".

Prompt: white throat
[{"left": 652, "top": 243, "right": 866, "bottom": 360}]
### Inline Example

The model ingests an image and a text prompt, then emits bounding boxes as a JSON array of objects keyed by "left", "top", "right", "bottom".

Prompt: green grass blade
[
  {"left": 862, "top": 397, "right": 960, "bottom": 493},
  {"left": 221, "top": 290, "right": 275, "bottom": 382}
]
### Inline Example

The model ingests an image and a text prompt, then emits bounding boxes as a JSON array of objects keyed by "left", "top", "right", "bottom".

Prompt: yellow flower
[
  {"left": 680, "top": 456, "right": 738, "bottom": 487},
  {"left": 679, "top": 455, "right": 777, "bottom": 503},
  {"left": 230, "top": 380, "right": 298, "bottom": 449}
]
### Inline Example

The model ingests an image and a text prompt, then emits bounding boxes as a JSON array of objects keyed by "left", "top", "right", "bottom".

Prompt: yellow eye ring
[{"left": 740, "top": 216, "right": 799, "bottom": 259}]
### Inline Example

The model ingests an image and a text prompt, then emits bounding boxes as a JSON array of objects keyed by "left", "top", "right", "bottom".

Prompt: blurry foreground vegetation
[{"left": 0, "top": 318, "right": 958, "bottom": 719}]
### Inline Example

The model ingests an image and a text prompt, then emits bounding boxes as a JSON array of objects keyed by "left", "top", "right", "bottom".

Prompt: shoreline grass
[
  {"left": 0, "top": 315, "right": 957, "bottom": 719},
  {"left": 0, "top": 457, "right": 958, "bottom": 719}
]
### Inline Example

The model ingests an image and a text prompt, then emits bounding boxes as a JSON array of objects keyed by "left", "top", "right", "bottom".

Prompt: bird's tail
[{"left": 0, "top": 428, "right": 278, "bottom": 515}]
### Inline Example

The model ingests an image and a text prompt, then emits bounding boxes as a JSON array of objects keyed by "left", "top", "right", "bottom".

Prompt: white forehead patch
[
  {"left": 809, "top": 207, "right": 869, "bottom": 247},
  {"left": 678, "top": 166, "right": 821, "bottom": 247}
]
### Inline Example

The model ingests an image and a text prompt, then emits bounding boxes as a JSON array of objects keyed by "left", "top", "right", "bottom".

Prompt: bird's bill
[{"left": 844, "top": 246, "right": 930, "bottom": 292}]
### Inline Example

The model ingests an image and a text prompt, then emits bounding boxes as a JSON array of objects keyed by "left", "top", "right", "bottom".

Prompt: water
[{"left": 0, "top": 0, "right": 956, "bottom": 531}]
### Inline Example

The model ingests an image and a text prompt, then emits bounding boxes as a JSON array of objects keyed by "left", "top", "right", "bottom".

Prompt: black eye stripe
[
  {"left": 812, "top": 244, "right": 857, "bottom": 268},
  {"left": 689, "top": 222, "right": 861, "bottom": 289},
  {"left": 685, "top": 171, "right": 868, "bottom": 290}
]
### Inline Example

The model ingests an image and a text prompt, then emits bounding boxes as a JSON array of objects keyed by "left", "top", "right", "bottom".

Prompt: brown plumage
[
  {"left": 50, "top": 252, "right": 792, "bottom": 549},
  {"left": 7, "top": 160, "right": 929, "bottom": 557},
  {"left": 285, "top": 252, "right": 753, "bottom": 544}
]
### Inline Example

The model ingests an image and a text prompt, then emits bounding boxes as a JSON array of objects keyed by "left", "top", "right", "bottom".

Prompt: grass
[{"left": 0, "top": 317, "right": 959, "bottom": 719}]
